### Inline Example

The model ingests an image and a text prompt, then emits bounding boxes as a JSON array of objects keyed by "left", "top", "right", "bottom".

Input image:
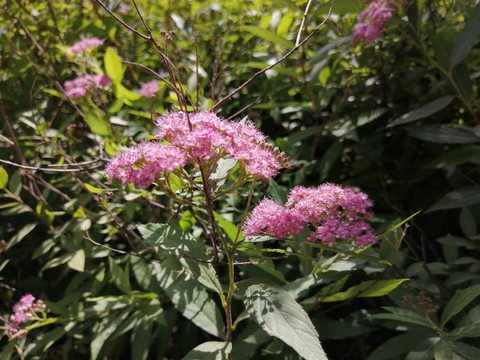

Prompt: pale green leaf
[
  {"left": 104, "top": 47, "right": 125, "bottom": 83},
  {"left": 0, "top": 167, "right": 8, "bottom": 189},
  {"left": 242, "top": 283, "right": 327, "bottom": 360},
  {"left": 242, "top": 25, "right": 295, "bottom": 48},
  {"left": 321, "top": 279, "right": 409, "bottom": 302},
  {"left": 182, "top": 341, "right": 232, "bottom": 360},
  {"left": 214, "top": 211, "right": 241, "bottom": 243},
  {"left": 67, "top": 249, "right": 85, "bottom": 272}
]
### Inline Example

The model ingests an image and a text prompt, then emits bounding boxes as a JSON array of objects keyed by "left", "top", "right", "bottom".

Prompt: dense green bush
[{"left": 1, "top": 0, "right": 480, "bottom": 359}]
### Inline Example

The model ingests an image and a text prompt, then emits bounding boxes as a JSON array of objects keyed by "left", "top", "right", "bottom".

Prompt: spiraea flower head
[
  {"left": 352, "top": 0, "right": 400, "bottom": 43},
  {"left": 64, "top": 74, "right": 112, "bottom": 99},
  {"left": 67, "top": 37, "right": 103, "bottom": 58},
  {"left": 243, "top": 184, "right": 376, "bottom": 248},
  {"left": 155, "top": 111, "right": 282, "bottom": 180},
  {"left": 106, "top": 142, "right": 188, "bottom": 187},
  {"left": 139, "top": 80, "right": 160, "bottom": 98},
  {"left": 2, "top": 294, "right": 47, "bottom": 339}
]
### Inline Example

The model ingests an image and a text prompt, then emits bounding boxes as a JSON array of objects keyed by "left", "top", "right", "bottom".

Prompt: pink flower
[
  {"left": 106, "top": 142, "right": 188, "bottom": 187},
  {"left": 155, "top": 111, "right": 280, "bottom": 180},
  {"left": 244, "top": 184, "right": 376, "bottom": 248},
  {"left": 117, "top": 6, "right": 129, "bottom": 15},
  {"left": 67, "top": 37, "right": 103, "bottom": 58},
  {"left": 64, "top": 74, "right": 112, "bottom": 99},
  {"left": 2, "top": 294, "right": 47, "bottom": 339},
  {"left": 139, "top": 80, "right": 160, "bottom": 98},
  {"left": 352, "top": 0, "right": 399, "bottom": 43}
]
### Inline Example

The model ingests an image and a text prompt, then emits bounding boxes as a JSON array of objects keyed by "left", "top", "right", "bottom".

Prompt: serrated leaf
[
  {"left": 0, "top": 167, "right": 8, "bottom": 189},
  {"left": 242, "top": 25, "right": 295, "bottom": 48},
  {"left": 450, "top": 4, "right": 480, "bottom": 68},
  {"left": 104, "top": 47, "right": 124, "bottom": 83},
  {"left": 441, "top": 284, "right": 480, "bottom": 326},
  {"left": 139, "top": 223, "right": 222, "bottom": 294},
  {"left": 67, "top": 249, "right": 85, "bottom": 272},
  {"left": 321, "top": 279, "right": 409, "bottom": 302},
  {"left": 182, "top": 341, "right": 232, "bottom": 360},
  {"left": 387, "top": 95, "right": 455, "bottom": 127},
  {"left": 242, "top": 283, "right": 327, "bottom": 360}
]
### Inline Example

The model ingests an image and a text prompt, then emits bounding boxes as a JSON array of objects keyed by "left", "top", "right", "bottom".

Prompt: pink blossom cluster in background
[
  {"left": 67, "top": 37, "right": 103, "bottom": 58},
  {"left": 106, "top": 142, "right": 188, "bottom": 187},
  {"left": 243, "top": 183, "right": 376, "bottom": 248},
  {"left": 64, "top": 74, "right": 112, "bottom": 99},
  {"left": 117, "top": 6, "right": 129, "bottom": 15},
  {"left": 352, "top": 0, "right": 399, "bottom": 43},
  {"left": 139, "top": 80, "right": 160, "bottom": 98},
  {"left": 106, "top": 111, "right": 282, "bottom": 187},
  {"left": 1, "top": 294, "right": 46, "bottom": 339}
]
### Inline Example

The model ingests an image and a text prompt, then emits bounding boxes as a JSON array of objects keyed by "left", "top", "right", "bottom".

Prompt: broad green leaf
[
  {"left": 113, "top": 83, "right": 142, "bottom": 102},
  {"left": 282, "top": 274, "right": 324, "bottom": 299},
  {"left": 241, "top": 25, "right": 295, "bottom": 48},
  {"left": 441, "top": 284, "right": 480, "bottom": 327},
  {"left": 210, "top": 158, "right": 237, "bottom": 191},
  {"left": 434, "top": 339, "right": 454, "bottom": 360},
  {"left": 321, "top": 279, "right": 409, "bottom": 302},
  {"left": 6, "top": 223, "right": 37, "bottom": 251},
  {"left": 427, "top": 187, "right": 480, "bottom": 212},
  {"left": 67, "top": 249, "right": 85, "bottom": 272},
  {"left": 444, "top": 338, "right": 480, "bottom": 360},
  {"left": 213, "top": 211, "right": 241, "bottom": 243},
  {"left": 0, "top": 167, "right": 8, "bottom": 189},
  {"left": 313, "top": 315, "right": 373, "bottom": 340},
  {"left": 372, "top": 307, "right": 432, "bottom": 328},
  {"left": 131, "top": 300, "right": 164, "bottom": 360},
  {"left": 387, "top": 95, "right": 455, "bottom": 127},
  {"left": 139, "top": 223, "right": 222, "bottom": 294},
  {"left": 108, "top": 257, "right": 132, "bottom": 293},
  {"left": 276, "top": 12, "right": 294, "bottom": 37},
  {"left": 407, "top": 125, "right": 480, "bottom": 144},
  {"left": 154, "top": 263, "right": 225, "bottom": 338},
  {"left": 450, "top": 4, "right": 480, "bottom": 68},
  {"left": 165, "top": 172, "right": 186, "bottom": 192},
  {"left": 267, "top": 178, "right": 288, "bottom": 204},
  {"left": 182, "top": 341, "right": 232, "bottom": 360},
  {"left": 104, "top": 47, "right": 124, "bottom": 83},
  {"left": 405, "top": 337, "right": 439, "bottom": 360},
  {"left": 459, "top": 207, "right": 477, "bottom": 238},
  {"left": 242, "top": 283, "right": 327, "bottom": 360},
  {"left": 91, "top": 310, "right": 131, "bottom": 360},
  {"left": 368, "top": 333, "right": 435, "bottom": 360},
  {"left": 82, "top": 109, "right": 112, "bottom": 137},
  {"left": 451, "top": 304, "right": 480, "bottom": 338},
  {"left": 231, "top": 323, "right": 271, "bottom": 359}
]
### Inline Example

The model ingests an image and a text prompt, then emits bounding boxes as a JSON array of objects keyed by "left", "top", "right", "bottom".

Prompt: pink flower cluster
[
  {"left": 243, "top": 184, "right": 376, "bottom": 248},
  {"left": 106, "top": 142, "right": 188, "bottom": 187},
  {"left": 64, "top": 74, "right": 112, "bottom": 99},
  {"left": 67, "top": 37, "right": 103, "bottom": 58},
  {"left": 155, "top": 111, "right": 280, "bottom": 179},
  {"left": 139, "top": 80, "right": 160, "bottom": 98},
  {"left": 106, "top": 111, "right": 282, "bottom": 187},
  {"left": 352, "top": 0, "right": 398, "bottom": 43},
  {"left": 2, "top": 294, "right": 46, "bottom": 339}
]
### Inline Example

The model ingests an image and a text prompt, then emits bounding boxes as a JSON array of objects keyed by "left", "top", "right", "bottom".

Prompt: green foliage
[{"left": 1, "top": 0, "right": 480, "bottom": 359}]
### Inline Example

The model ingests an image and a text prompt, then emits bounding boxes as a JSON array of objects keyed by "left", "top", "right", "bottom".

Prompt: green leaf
[
  {"left": 427, "top": 187, "right": 480, "bottom": 212},
  {"left": 154, "top": 263, "right": 225, "bottom": 338},
  {"left": 214, "top": 211, "right": 241, "bottom": 243},
  {"left": 267, "top": 178, "right": 288, "bottom": 204},
  {"left": 407, "top": 125, "right": 480, "bottom": 144},
  {"left": 441, "top": 284, "right": 480, "bottom": 327},
  {"left": 444, "top": 338, "right": 480, "bottom": 360},
  {"left": 450, "top": 4, "right": 480, "bottom": 68},
  {"left": 231, "top": 323, "right": 271, "bottom": 359},
  {"left": 104, "top": 47, "right": 125, "bottom": 83},
  {"left": 434, "top": 339, "right": 454, "bottom": 360},
  {"left": 242, "top": 283, "right": 327, "bottom": 360},
  {"left": 84, "top": 182, "right": 110, "bottom": 194},
  {"left": 67, "top": 249, "right": 85, "bottom": 272},
  {"left": 91, "top": 310, "right": 131, "bottom": 360},
  {"left": 460, "top": 207, "right": 477, "bottom": 238},
  {"left": 6, "top": 223, "right": 37, "bottom": 251},
  {"left": 367, "top": 333, "right": 435, "bottom": 360},
  {"left": 371, "top": 307, "right": 432, "bottom": 328},
  {"left": 0, "top": 167, "right": 8, "bottom": 189},
  {"left": 321, "top": 279, "right": 409, "bottom": 302},
  {"left": 451, "top": 304, "right": 480, "bottom": 338},
  {"left": 405, "top": 337, "right": 439, "bottom": 360},
  {"left": 82, "top": 108, "right": 112, "bottom": 136},
  {"left": 182, "top": 341, "right": 232, "bottom": 360},
  {"left": 241, "top": 25, "right": 295, "bottom": 48},
  {"left": 139, "top": 223, "right": 222, "bottom": 294},
  {"left": 387, "top": 95, "right": 455, "bottom": 127}
]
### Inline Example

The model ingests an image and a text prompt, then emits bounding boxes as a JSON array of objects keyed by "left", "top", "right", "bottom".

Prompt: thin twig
[
  {"left": 211, "top": 1, "right": 335, "bottom": 111},
  {"left": 296, "top": 0, "right": 314, "bottom": 46},
  {"left": 0, "top": 159, "right": 104, "bottom": 173}
]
